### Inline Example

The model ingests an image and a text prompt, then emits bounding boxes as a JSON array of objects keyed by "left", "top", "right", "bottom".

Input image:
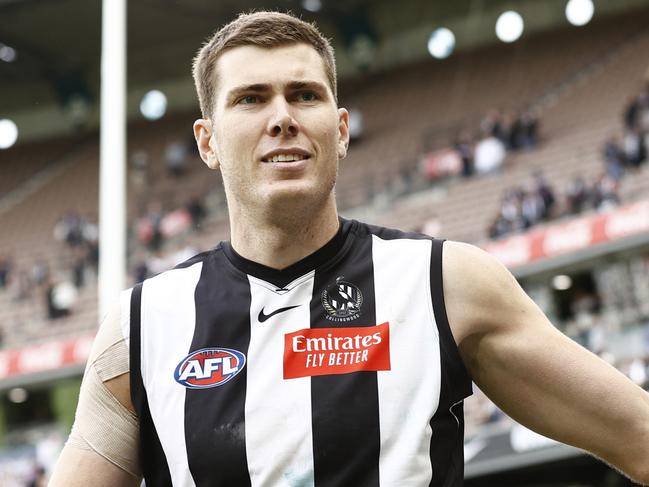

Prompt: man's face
[{"left": 194, "top": 43, "right": 349, "bottom": 214}]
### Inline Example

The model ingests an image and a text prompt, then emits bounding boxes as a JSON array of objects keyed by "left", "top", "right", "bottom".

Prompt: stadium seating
[
  {"left": 366, "top": 18, "right": 649, "bottom": 243},
  {"left": 1, "top": 7, "right": 649, "bottom": 351}
]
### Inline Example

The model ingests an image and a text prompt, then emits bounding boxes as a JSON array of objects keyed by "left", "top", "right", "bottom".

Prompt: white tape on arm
[{"left": 67, "top": 302, "right": 141, "bottom": 478}]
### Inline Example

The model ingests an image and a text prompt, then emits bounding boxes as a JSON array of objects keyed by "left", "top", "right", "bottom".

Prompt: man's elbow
[{"left": 617, "top": 424, "right": 649, "bottom": 486}]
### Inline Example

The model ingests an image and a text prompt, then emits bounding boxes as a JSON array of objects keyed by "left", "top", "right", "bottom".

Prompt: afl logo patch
[
  {"left": 322, "top": 276, "right": 363, "bottom": 322},
  {"left": 174, "top": 347, "right": 246, "bottom": 389}
]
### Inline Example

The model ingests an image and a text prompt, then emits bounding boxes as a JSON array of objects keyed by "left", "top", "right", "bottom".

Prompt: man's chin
[{"left": 259, "top": 180, "right": 334, "bottom": 209}]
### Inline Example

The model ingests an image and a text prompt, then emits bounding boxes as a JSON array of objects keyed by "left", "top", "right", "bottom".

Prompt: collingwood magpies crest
[{"left": 322, "top": 276, "right": 363, "bottom": 322}]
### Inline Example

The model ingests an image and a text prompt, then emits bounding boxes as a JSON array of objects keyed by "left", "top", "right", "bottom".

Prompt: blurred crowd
[
  {"left": 486, "top": 81, "right": 649, "bottom": 241},
  {"left": 419, "top": 107, "right": 541, "bottom": 183},
  {"left": 0, "top": 146, "right": 213, "bottom": 341},
  {"left": 0, "top": 211, "right": 99, "bottom": 341},
  {"left": 456, "top": 108, "right": 541, "bottom": 177},
  {"left": 487, "top": 170, "right": 621, "bottom": 239}
]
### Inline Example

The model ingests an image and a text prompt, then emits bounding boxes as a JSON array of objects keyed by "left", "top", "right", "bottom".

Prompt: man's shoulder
[
  {"left": 140, "top": 247, "right": 218, "bottom": 289},
  {"left": 347, "top": 218, "right": 437, "bottom": 243},
  {"left": 441, "top": 240, "right": 523, "bottom": 340},
  {"left": 172, "top": 247, "right": 215, "bottom": 270}
]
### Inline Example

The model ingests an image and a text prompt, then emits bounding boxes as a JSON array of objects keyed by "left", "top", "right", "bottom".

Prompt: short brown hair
[{"left": 192, "top": 11, "right": 337, "bottom": 119}]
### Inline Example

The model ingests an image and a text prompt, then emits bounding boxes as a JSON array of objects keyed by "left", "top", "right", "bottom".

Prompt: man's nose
[{"left": 267, "top": 98, "right": 299, "bottom": 137}]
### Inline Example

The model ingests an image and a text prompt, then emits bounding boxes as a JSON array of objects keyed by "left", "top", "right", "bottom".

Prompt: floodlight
[
  {"left": 566, "top": 0, "right": 594, "bottom": 26},
  {"left": 552, "top": 275, "right": 573, "bottom": 291},
  {"left": 140, "top": 90, "right": 167, "bottom": 120},
  {"left": 428, "top": 28, "right": 456, "bottom": 59},
  {"left": 496, "top": 11, "right": 524, "bottom": 43},
  {"left": 302, "top": 0, "right": 321, "bottom": 13},
  {"left": 0, "top": 119, "right": 18, "bottom": 149},
  {"left": 8, "top": 388, "right": 28, "bottom": 404},
  {"left": 0, "top": 43, "right": 16, "bottom": 62}
]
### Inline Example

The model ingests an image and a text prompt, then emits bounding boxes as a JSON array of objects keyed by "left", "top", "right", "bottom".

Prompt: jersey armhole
[
  {"left": 430, "top": 238, "right": 473, "bottom": 406},
  {"left": 128, "top": 283, "right": 144, "bottom": 413}
]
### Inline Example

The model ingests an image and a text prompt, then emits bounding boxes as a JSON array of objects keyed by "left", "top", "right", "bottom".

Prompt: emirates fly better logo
[{"left": 283, "top": 323, "right": 391, "bottom": 379}]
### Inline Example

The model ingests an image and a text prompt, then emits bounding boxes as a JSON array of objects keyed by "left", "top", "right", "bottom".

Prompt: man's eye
[
  {"left": 298, "top": 92, "right": 317, "bottom": 102},
  {"left": 238, "top": 95, "right": 259, "bottom": 104}
]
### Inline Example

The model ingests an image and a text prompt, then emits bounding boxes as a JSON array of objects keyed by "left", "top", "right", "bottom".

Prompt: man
[{"left": 50, "top": 11, "right": 649, "bottom": 487}]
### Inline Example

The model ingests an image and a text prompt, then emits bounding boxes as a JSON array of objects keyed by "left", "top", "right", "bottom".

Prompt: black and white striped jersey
[{"left": 123, "top": 218, "right": 473, "bottom": 487}]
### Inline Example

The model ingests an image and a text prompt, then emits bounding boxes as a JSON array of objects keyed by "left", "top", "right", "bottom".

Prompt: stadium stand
[
  {"left": 1, "top": 5, "right": 649, "bottom": 350},
  {"left": 367, "top": 21, "right": 649, "bottom": 243}
]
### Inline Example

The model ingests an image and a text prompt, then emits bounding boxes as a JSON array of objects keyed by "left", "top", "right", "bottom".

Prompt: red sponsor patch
[{"left": 283, "top": 323, "right": 390, "bottom": 379}]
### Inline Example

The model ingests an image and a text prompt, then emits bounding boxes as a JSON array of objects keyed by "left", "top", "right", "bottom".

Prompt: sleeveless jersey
[{"left": 124, "top": 218, "right": 473, "bottom": 486}]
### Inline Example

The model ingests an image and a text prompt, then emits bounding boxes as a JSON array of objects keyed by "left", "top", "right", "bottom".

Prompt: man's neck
[{"left": 228, "top": 196, "right": 340, "bottom": 270}]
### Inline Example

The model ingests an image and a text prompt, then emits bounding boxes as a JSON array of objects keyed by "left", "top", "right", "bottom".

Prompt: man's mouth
[{"left": 262, "top": 153, "right": 311, "bottom": 163}]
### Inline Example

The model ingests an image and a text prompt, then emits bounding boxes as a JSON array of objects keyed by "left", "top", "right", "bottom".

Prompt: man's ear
[
  {"left": 336, "top": 108, "right": 350, "bottom": 160},
  {"left": 193, "top": 118, "right": 219, "bottom": 170}
]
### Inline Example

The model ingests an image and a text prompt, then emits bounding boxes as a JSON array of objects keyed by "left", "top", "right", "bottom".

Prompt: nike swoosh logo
[{"left": 258, "top": 305, "right": 300, "bottom": 323}]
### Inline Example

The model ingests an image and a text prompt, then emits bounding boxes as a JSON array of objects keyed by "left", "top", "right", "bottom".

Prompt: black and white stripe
[
  {"left": 245, "top": 272, "right": 315, "bottom": 486},
  {"left": 127, "top": 219, "right": 472, "bottom": 486},
  {"left": 310, "top": 232, "right": 380, "bottom": 487}
]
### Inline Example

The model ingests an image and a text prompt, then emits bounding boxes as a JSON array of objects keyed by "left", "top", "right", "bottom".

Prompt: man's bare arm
[
  {"left": 49, "top": 304, "right": 141, "bottom": 487},
  {"left": 443, "top": 241, "right": 649, "bottom": 484}
]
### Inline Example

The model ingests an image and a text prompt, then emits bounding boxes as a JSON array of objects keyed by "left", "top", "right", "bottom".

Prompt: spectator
[
  {"left": 520, "top": 188, "right": 544, "bottom": 229},
  {"left": 480, "top": 109, "right": 503, "bottom": 139},
  {"left": 638, "top": 86, "right": 649, "bottom": 131},
  {"left": 519, "top": 108, "right": 540, "bottom": 148},
  {"left": 624, "top": 95, "right": 641, "bottom": 131},
  {"left": 488, "top": 213, "right": 510, "bottom": 240},
  {"left": 499, "top": 111, "right": 517, "bottom": 150},
  {"left": 624, "top": 128, "right": 647, "bottom": 168},
  {"left": 83, "top": 214, "right": 100, "bottom": 271},
  {"left": 453, "top": 130, "right": 474, "bottom": 177},
  {"left": 71, "top": 246, "right": 87, "bottom": 289},
  {"left": 187, "top": 196, "right": 207, "bottom": 231},
  {"left": 53, "top": 212, "right": 85, "bottom": 248},
  {"left": 473, "top": 134, "right": 506, "bottom": 175},
  {"left": 603, "top": 136, "right": 625, "bottom": 180},
  {"left": 497, "top": 188, "right": 526, "bottom": 234},
  {"left": 533, "top": 172, "right": 555, "bottom": 219},
  {"left": 592, "top": 174, "right": 620, "bottom": 210},
  {"left": 165, "top": 140, "right": 188, "bottom": 177},
  {"left": 10, "top": 268, "right": 31, "bottom": 301},
  {"left": 0, "top": 254, "right": 11, "bottom": 288},
  {"left": 348, "top": 108, "right": 364, "bottom": 143},
  {"left": 133, "top": 259, "right": 149, "bottom": 284},
  {"left": 130, "top": 149, "right": 149, "bottom": 186},
  {"left": 31, "top": 259, "right": 49, "bottom": 287},
  {"left": 46, "top": 278, "right": 77, "bottom": 320},
  {"left": 145, "top": 201, "right": 165, "bottom": 251},
  {"left": 565, "top": 176, "right": 590, "bottom": 214}
]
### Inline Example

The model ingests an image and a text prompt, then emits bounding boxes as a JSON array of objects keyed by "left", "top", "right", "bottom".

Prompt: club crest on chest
[{"left": 321, "top": 276, "right": 363, "bottom": 322}]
